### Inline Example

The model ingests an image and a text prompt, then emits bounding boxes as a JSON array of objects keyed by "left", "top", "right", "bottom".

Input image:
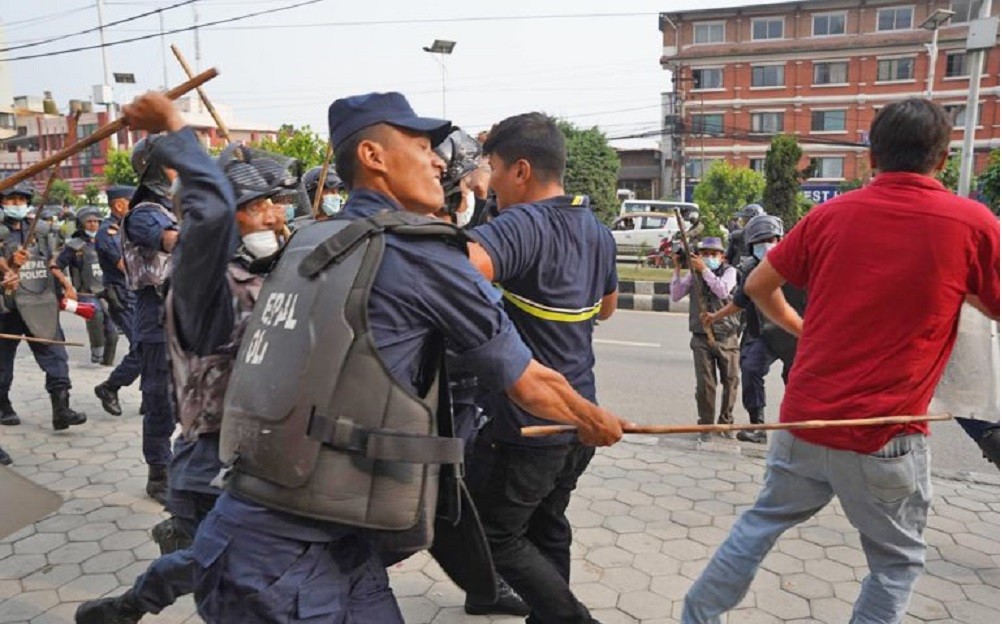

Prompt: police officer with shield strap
[
  {"left": 75, "top": 94, "right": 283, "bottom": 624},
  {"left": 94, "top": 186, "right": 142, "bottom": 414},
  {"left": 175, "top": 92, "right": 624, "bottom": 623},
  {"left": 0, "top": 179, "right": 86, "bottom": 431},
  {"left": 56, "top": 207, "right": 119, "bottom": 365}
]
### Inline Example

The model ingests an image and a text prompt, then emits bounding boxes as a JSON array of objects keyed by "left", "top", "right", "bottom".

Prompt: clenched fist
[{"left": 121, "top": 93, "right": 186, "bottom": 134}]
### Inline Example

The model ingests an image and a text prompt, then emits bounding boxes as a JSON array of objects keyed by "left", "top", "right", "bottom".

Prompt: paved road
[{"left": 592, "top": 310, "right": 995, "bottom": 477}]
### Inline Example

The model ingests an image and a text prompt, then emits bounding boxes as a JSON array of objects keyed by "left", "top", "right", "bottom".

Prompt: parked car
[{"left": 611, "top": 212, "right": 681, "bottom": 261}]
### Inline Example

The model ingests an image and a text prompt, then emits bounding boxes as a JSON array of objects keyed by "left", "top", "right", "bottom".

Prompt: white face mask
[
  {"left": 321, "top": 194, "right": 343, "bottom": 216},
  {"left": 242, "top": 230, "right": 279, "bottom": 258},
  {"left": 456, "top": 190, "right": 476, "bottom": 228}
]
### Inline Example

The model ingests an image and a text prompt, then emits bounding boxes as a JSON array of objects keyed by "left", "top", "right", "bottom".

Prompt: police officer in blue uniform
[
  {"left": 56, "top": 207, "right": 118, "bottom": 365},
  {"left": 94, "top": 185, "right": 141, "bottom": 415},
  {"left": 119, "top": 137, "right": 178, "bottom": 504},
  {"left": 465, "top": 112, "right": 619, "bottom": 623},
  {"left": 175, "top": 92, "right": 624, "bottom": 623},
  {"left": 75, "top": 93, "right": 282, "bottom": 624},
  {"left": 0, "top": 180, "right": 87, "bottom": 431}
]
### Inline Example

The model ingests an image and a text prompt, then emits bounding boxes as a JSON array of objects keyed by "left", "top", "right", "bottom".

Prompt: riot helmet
[
  {"left": 434, "top": 128, "right": 481, "bottom": 198},
  {"left": 303, "top": 166, "right": 344, "bottom": 200},
  {"left": 131, "top": 135, "right": 173, "bottom": 199},
  {"left": 216, "top": 144, "right": 285, "bottom": 208},
  {"left": 738, "top": 203, "right": 765, "bottom": 221},
  {"left": 744, "top": 214, "right": 784, "bottom": 259},
  {"left": 0, "top": 178, "right": 35, "bottom": 203}
]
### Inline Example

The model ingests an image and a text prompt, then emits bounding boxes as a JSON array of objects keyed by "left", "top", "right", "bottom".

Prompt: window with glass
[
  {"left": 692, "top": 67, "right": 723, "bottom": 89},
  {"left": 751, "top": 65, "right": 785, "bottom": 87},
  {"left": 690, "top": 113, "right": 725, "bottom": 136},
  {"left": 876, "top": 57, "right": 914, "bottom": 81},
  {"left": 951, "top": 0, "right": 984, "bottom": 23},
  {"left": 642, "top": 216, "right": 669, "bottom": 230},
  {"left": 811, "top": 110, "right": 847, "bottom": 132},
  {"left": 810, "top": 157, "right": 844, "bottom": 178},
  {"left": 751, "top": 112, "right": 784, "bottom": 134},
  {"left": 752, "top": 18, "right": 784, "bottom": 40},
  {"left": 812, "top": 12, "right": 847, "bottom": 36},
  {"left": 686, "top": 159, "right": 721, "bottom": 178},
  {"left": 813, "top": 61, "right": 849, "bottom": 84},
  {"left": 749, "top": 158, "right": 766, "bottom": 172},
  {"left": 694, "top": 21, "right": 725, "bottom": 44},
  {"left": 943, "top": 103, "right": 982, "bottom": 127},
  {"left": 945, "top": 51, "right": 986, "bottom": 77},
  {"left": 877, "top": 6, "right": 913, "bottom": 31}
]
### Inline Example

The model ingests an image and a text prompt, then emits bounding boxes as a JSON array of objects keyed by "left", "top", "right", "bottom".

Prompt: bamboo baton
[
  {"left": 312, "top": 142, "right": 334, "bottom": 219},
  {"left": 170, "top": 45, "right": 230, "bottom": 144},
  {"left": 0, "top": 68, "right": 220, "bottom": 193},
  {"left": 521, "top": 413, "right": 953, "bottom": 438},
  {"left": 0, "top": 333, "right": 84, "bottom": 347},
  {"left": 673, "top": 208, "right": 716, "bottom": 347},
  {"left": 22, "top": 110, "right": 82, "bottom": 253}
]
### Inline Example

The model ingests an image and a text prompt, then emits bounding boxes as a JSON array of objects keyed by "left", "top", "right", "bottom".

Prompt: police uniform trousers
[
  {"left": 690, "top": 332, "right": 740, "bottom": 426},
  {"left": 139, "top": 341, "right": 173, "bottom": 467},
  {"left": 0, "top": 309, "right": 71, "bottom": 396},
  {"left": 80, "top": 295, "right": 117, "bottom": 355},
  {"left": 190, "top": 492, "right": 403, "bottom": 624},
  {"left": 739, "top": 336, "right": 791, "bottom": 422},
  {"left": 104, "top": 287, "right": 141, "bottom": 389},
  {"left": 469, "top": 430, "right": 597, "bottom": 624}
]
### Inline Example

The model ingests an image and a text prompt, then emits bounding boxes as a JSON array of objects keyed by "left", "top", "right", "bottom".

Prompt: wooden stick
[
  {"left": 0, "top": 333, "right": 83, "bottom": 347},
  {"left": 0, "top": 68, "right": 220, "bottom": 193},
  {"left": 673, "top": 208, "right": 716, "bottom": 347},
  {"left": 521, "top": 413, "right": 953, "bottom": 438},
  {"left": 312, "top": 142, "right": 334, "bottom": 218},
  {"left": 170, "top": 45, "right": 230, "bottom": 144},
  {"left": 22, "top": 110, "right": 82, "bottom": 252}
]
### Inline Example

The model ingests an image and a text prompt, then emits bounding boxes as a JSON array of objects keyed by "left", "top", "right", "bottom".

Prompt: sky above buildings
[{"left": 1, "top": 0, "right": 786, "bottom": 147}]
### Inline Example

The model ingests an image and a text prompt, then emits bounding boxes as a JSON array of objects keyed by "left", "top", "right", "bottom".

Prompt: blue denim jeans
[{"left": 683, "top": 430, "right": 931, "bottom": 624}]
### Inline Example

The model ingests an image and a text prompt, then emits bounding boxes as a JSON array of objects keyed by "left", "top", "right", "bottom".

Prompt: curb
[{"left": 618, "top": 280, "right": 685, "bottom": 312}]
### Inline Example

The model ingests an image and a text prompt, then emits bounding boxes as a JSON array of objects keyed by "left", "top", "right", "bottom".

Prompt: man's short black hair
[
  {"left": 869, "top": 99, "right": 951, "bottom": 174},
  {"left": 483, "top": 113, "right": 566, "bottom": 183},
  {"left": 333, "top": 125, "right": 386, "bottom": 191}
]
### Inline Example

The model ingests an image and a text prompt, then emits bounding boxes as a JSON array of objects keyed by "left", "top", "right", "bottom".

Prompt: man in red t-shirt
[{"left": 682, "top": 99, "right": 1000, "bottom": 624}]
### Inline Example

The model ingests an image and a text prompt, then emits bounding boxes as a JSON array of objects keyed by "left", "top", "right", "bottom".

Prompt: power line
[
  {"left": 1, "top": 0, "right": 323, "bottom": 62},
  {"left": 1, "top": 3, "right": 93, "bottom": 28},
  {"left": 0, "top": 0, "right": 197, "bottom": 54}
]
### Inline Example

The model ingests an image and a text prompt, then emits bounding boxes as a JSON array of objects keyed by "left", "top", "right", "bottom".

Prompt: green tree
[
  {"left": 692, "top": 161, "right": 765, "bottom": 237},
  {"left": 83, "top": 183, "right": 101, "bottom": 205},
  {"left": 837, "top": 178, "right": 866, "bottom": 193},
  {"left": 763, "top": 135, "right": 809, "bottom": 230},
  {"left": 976, "top": 149, "right": 999, "bottom": 215},
  {"left": 251, "top": 124, "right": 326, "bottom": 171},
  {"left": 936, "top": 153, "right": 961, "bottom": 191},
  {"left": 35, "top": 178, "right": 74, "bottom": 206},
  {"left": 103, "top": 148, "right": 138, "bottom": 186},
  {"left": 557, "top": 120, "right": 620, "bottom": 223}
]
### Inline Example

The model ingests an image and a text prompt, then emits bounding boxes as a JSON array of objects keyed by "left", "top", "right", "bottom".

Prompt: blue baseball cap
[
  {"left": 106, "top": 185, "right": 135, "bottom": 202},
  {"left": 327, "top": 92, "right": 452, "bottom": 152}
]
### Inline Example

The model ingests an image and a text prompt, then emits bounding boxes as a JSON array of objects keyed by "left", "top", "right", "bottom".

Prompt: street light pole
[
  {"left": 422, "top": 40, "right": 456, "bottom": 118},
  {"left": 920, "top": 9, "right": 955, "bottom": 100},
  {"left": 957, "top": 1, "right": 996, "bottom": 197}
]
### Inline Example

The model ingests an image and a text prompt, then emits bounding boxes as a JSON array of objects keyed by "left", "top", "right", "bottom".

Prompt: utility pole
[
  {"left": 193, "top": 1, "right": 202, "bottom": 72},
  {"left": 159, "top": 10, "right": 170, "bottom": 90},
  {"left": 95, "top": 0, "right": 118, "bottom": 149},
  {"left": 957, "top": 0, "right": 996, "bottom": 197}
]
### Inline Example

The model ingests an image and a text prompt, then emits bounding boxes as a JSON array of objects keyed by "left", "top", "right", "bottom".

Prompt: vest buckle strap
[{"left": 307, "top": 411, "right": 464, "bottom": 465}]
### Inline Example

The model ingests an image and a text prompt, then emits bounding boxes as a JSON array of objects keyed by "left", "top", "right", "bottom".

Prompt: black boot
[
  {"left": 0, "top": 445, "right": 11, "bottom": 465},
  {"left": 75, "top": 589, "right": 144, "bottom": 624},
  {"left": 94, "top": 382, "right": 123, "bottom": 416},
  {"left": 146, "top": 464, "right": 168, "bottom": 505},
  {"left": 0, "top": 396, "right": 19, "bottom": 426},
  {"left": 737, "top": 409, "right": 767, "bottom": 444},
  {"left": 151, "top": 516, "right": 192, "bottom": 556},
  {"left": 51, "top": 389, "right": 87, "bottom": 431},
  {"left": 102, "top": 336, "right": 118, "bottom": 366},
  {"left": 465, "top": 577, "right": 530, "bottom": 616}
]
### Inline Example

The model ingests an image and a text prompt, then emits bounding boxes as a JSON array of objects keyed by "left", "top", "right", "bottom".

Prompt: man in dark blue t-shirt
[{"left": 467, "top": 112, "right": 618, "bottom": 624}]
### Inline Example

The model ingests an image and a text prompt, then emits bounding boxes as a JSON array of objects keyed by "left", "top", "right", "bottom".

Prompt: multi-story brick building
[{"left": 658, "top": 0, "right": 1000, "bottom": 201}]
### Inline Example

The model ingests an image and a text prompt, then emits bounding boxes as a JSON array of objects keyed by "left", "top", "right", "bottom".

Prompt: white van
[{"left": 620, "top": 199, "right": 699, "bottom": 220}]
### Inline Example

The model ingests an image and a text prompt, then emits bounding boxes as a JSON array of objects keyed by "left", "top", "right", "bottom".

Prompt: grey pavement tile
[
  {"left": 600, "top": 567, "right": 651, "bottom": 593},
  {"left": 388, "top": 571, "right": 434, "bottom": 598}
]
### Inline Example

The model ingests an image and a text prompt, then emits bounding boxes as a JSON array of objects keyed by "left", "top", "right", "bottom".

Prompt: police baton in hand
[
  {"left": 674, "top": 209, "right": 716, "bottom": 347},
  {"left": 0, "top": 68, "right": 220, "bottom": 193},
  {"left": 170, "top": 45, "right": 230, "bottom": 144},
  {"left": 521, "top": 413, "right": 953, "bottom": 438}
]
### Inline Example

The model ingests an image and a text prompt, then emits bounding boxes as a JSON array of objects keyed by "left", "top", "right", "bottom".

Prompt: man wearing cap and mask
[
  {"left": 0, "top": 179, "right": 87, "bottom": 432},
  {"left": 172, "top": 91, "right": 624, "bottom": 623},
  {"left": 56, "top": 206, "right": 119, "bottom": 365},
  {"left": 111, "top": 136, "right": 179, "bottom": 505},
  {"left": 75, "top": 93, "right": 283, "bottom": 624},
  {"left": 303, "top": 165, "right": 346, "bottom": 221},
  {"left": 670, "top": 236, "right": 741, "bottom": 442},
  {"left": 94, "top": 186, "right": 141, "bottom": 407}
]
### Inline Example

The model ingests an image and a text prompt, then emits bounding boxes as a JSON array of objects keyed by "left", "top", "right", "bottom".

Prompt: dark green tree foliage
[
  {"left": 936, "top": 153, "right": 961, "bottom": 191},
  {"left": 975, "top": 149, "right": 999, "bottom": 215},
  {"left": 557, "top": 120, "right": 620, "bottom": 223},
  {"left": 35, "top": 178, "right": 73, "bottom": 206},
  {"left": 83, "top": 183, "right": 101, "bottom": 205},
  {"left": 251, "top": 124, "right": 326, "bottom": 170},
  {"left": 692, "top": 161, "right": 765, "bottom": 237},
  {"left": 103, "top": 148, "right": 139, "bottom": 186},
  {"left": 763, "top": 135, "right": 807, "bottom": 230}
]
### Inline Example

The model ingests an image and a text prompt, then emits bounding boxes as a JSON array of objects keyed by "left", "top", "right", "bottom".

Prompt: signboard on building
[{"left": 683, "top": 183, "right": 844, "bottom": 205}]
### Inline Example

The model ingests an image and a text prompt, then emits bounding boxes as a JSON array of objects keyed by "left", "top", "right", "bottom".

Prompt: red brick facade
[{"left": 660, "top": 0, "right": 1000, "bottom": 187}]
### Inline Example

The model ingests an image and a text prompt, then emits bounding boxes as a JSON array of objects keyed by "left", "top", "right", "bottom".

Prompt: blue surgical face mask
[
  {"left": 321, "top": 194, "right": 343, "bottom": 216},
  {"left": 84, "top": 229, "right": 98, "bottom": 238},
  {"left": 752, "top": 242, "right": 777, "bottom": 261},
  {"left": 284, "top": 204, "right": 296, "bottom": 222},
  {"left": 3, "top": 205, "right": 29, "bottom": 221},
  {"left": 704, "top": 257, "right": 721, "bottom": 271}
]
